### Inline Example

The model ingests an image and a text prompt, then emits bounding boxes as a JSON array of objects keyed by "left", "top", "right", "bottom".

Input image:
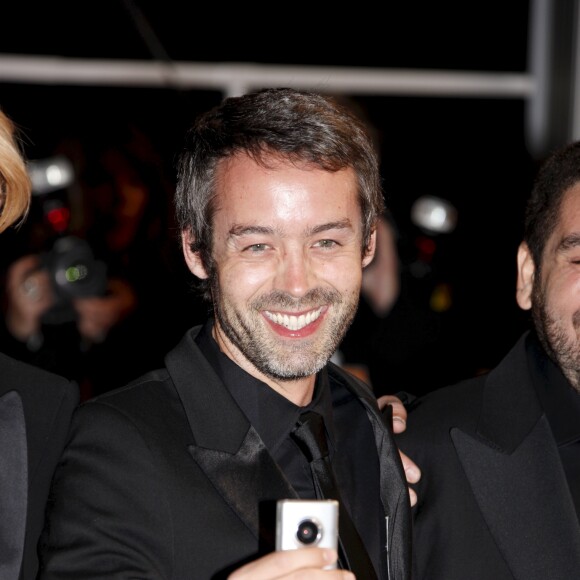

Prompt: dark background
[{"left": 0, "top": 1, "right": 543, "bottom": 394}]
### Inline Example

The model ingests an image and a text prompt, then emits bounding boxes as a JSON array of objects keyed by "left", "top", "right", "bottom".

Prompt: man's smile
[{"left": 263, "top": 307, "right": 325, "bottom": 332}]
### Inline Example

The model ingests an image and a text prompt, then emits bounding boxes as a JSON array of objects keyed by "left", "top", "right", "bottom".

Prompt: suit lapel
[
  {"left": 453, "top": 418, "right": 580, "bottom": 580},
  {"left": 329, "top": 365, "right": 409, "bottom": 518},
  {"left": 165, "top": 328, "right": 297, "bottom": 541},
  {"left": 0, "top": 390, "right": 28, "bottom": 579},
  {"left": 452, "top": 334, "right": 580, "bottom": 580},
  {"left": 166, "top": 329, "right": 411, "bottom": 573},
  {"left": 189, "top": 426, "right": 297, "bottom": 540},
  {"left": 328, "top": 364, "right": 412, "bottom": 579}
]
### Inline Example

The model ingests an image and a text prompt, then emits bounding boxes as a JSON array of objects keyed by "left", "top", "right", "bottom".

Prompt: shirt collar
[{"left": 195, "top": 318, "right": 336, "bottom": 455}]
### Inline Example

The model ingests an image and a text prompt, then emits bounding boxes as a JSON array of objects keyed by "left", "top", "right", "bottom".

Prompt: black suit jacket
[
  {"left": 38, "top": 325, "right": 412, "bottom": 580},
  {"left": 0, "top": 352, "right": 79, "bottom": 580},
  {"left": 397, "top": 331, "right": 580, "bottom": 580}
]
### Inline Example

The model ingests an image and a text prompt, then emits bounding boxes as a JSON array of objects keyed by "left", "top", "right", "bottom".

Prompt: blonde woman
[{"left": 0, "top": 109, "right": 79, "bottom": 580}]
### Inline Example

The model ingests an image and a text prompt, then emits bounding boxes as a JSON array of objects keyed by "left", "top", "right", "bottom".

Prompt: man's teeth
[{"left": 265, "top": 308, "right": 322, "bottom": 330}]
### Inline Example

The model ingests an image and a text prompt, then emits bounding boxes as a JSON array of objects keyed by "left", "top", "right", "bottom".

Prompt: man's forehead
[
  {"left": 558, "top": 184, "right": 580, "bottom": 225},
  {"left": 214, "top": 156, "right": 358, "bottom": 202},
  {"left": 218, "top": 150, "right": 308, "bottom": 172},
  {"left": 548, "top": 184, "right": 580, "bottom": 251}
]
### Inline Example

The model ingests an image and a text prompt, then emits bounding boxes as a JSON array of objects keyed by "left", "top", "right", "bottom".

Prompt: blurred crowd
[
  {"left": 0, "top": 120, "right": 208, "bottom": 399},
  {"left": 0, "top": 104, "right": 468, "bottom": 402}
]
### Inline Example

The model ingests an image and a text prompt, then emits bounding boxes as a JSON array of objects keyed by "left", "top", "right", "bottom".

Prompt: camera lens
[{"left": 296, "top": 519, "right": 321, "bottom": 545}]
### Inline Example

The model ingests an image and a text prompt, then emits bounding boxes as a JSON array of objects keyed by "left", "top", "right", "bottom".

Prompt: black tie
[{"left": 291, "top": 411, "right": 378, "bottom": 579}]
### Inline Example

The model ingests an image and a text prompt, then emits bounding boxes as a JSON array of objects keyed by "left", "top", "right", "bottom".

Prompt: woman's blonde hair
[{"left": 0, "top": 109, "right": 31, "bottom": 232}]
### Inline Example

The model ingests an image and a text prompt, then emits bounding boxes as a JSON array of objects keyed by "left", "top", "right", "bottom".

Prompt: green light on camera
[{"left": 65, "top": 264, "right": 88, "bottom": 283}]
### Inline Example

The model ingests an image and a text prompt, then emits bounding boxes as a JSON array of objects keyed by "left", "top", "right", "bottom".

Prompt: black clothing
[
  {"left": 195, "top": 321, "right": 384, "bottom": 576},
  {"left": 397, "top": 330, "right": 580, "bottom": 580},
  {"left": 40, "top": 323, "right": 412, "bottom": 579},
  {"left": 0, "top": 352, "right": 78, "bottom": 580},
  {"left": 526, "top": 333, "right": 580, "bottom": 521}
]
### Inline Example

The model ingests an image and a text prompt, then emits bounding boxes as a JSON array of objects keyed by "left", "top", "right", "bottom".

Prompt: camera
[
  {"left": 26, "top": 156, "right": 108, "bottom": 325},
  {"left": 275, "top": 499, "right": 338, "bottom": 568},
  {"left": 42, "top": 235, "right": 107, "bottom": 299},
  {"left": 296, "top": 519, "right": 321, "bottom": 545},
  {"left": 40, "top": 235, "right": 108, "bottom": 325}
]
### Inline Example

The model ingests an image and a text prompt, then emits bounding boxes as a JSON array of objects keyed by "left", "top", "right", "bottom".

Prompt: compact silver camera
[{"left": 275, "top": 499, "right": 338, "bottom": 568}]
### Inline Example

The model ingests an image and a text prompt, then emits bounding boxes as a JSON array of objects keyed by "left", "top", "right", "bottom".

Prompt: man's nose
[{"left": 274, "top": 250, "right": 315, "bottom": 297}]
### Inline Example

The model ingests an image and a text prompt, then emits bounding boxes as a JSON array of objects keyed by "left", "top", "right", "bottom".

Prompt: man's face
[
  {"left": 183, "top": 152, "right": 375, "bottom": 388},
  {"left": 517, "top": 183, "right": 580, "bottom": 391}
]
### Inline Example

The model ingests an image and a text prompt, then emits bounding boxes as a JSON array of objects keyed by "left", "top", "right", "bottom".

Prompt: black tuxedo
[
  {"left": 397, "top": 331, "right": 580, "bottom": 580},
  {"left": 38, "top": 325, "right": 412, "bottom": 579},
  {"left": 0, "top": 352, "right": 78, "bottom": 580}
]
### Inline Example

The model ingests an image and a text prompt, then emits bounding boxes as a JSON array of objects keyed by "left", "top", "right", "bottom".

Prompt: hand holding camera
[
  {"left": 5, "top": 254, "right": 54, "bottom": 345},
  {"left": 226, "top": 500, "right": 345, "bottom": 579},
  {"left": 276, "top": 499, "right": 339, "bottom": 570},
  {"left": 5, "top": 243, "right": 135, "bottom": 348}
]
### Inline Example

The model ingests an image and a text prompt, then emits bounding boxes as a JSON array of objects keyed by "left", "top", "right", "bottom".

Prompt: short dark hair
[
  {"left": 174, "top": 87, "right": 385, "bottom": 300},
  {"left": 524, "top": 140, "right": 580, "bottom": 269}
]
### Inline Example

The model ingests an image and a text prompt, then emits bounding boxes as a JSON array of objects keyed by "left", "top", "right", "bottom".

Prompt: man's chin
[{"left": 258, "top": 355, "right": 330, "bottom": 382}]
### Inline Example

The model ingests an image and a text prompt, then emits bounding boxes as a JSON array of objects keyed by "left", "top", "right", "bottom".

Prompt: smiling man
[
  {"left": 38, "top": 88, "right": 412, "bottom": 580},
  {"left": 186, "top": 154, "right": 366, "bottom": 401}
]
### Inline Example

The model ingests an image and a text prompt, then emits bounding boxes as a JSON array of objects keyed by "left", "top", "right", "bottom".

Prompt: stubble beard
[
  {"left": 532, "top": 279, "right": 580, "bottom": 392},
  {"left": 211, "top": 280, "right": 359, "bottom": 381}
]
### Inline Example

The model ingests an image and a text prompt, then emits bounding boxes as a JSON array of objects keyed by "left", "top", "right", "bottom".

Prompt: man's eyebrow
[
  {"left": 229, "top": 224, "right": 274, "bottom": 237},
  {"left": 228, "top": 220, "right": 353, "bottom": 238},
  {"left": 557, "top": 233, "right": 580, "bottom": 251},
  {"left": 308, "top": 219, "right": 353, "bottom": 236}
]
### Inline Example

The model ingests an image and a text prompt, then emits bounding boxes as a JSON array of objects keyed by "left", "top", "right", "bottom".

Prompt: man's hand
[
  {"left": 73, "top": 278, "right": 136, "bottom": 343},
  {"left": 378, "top": 394, "right": 407, "bottom": 434},
  {"left": 228, "top": 548, "right": 353, "bottom": 579},
  {"left": 5, "top": 254, "right": 55, "bottom": 342},
  {"left": 378, "top": 395, "right": 421, "bottom": 507}
]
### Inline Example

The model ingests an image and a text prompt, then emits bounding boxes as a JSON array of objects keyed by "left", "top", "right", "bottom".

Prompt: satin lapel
[
  {"left": 0, "top": 390, "right": 28, "bottom": 579},
  {"left": 165, "top": 328, "right": 297, "bottom": 542},
  {"left": 165, "top": 328, "right": 248, "bottom": 454},
  {"left": 189, "top": 426, "right": 297, "bottom": 540},
  {"left": 476, "top": 332, "right": 543, "bottom": 453},
  {"left": 329, "top": 366, "right": 408, "bottom": 520},
  {"left": 328, "top": 364, "right": 412, "bottom": 580},
  {"left": 451, "top": 334, "right": 580, "bottom": 578},
  {"left": 368, "top": 400, "right": 412, "bottom": 580},
  {"left": 453, "top": 416, "right": 580, "bottom": 580}
]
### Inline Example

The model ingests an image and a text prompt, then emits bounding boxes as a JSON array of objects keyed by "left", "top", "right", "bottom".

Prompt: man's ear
[
  {"left": 362, "top": 226, "right": 377, "bottom": 268},
  {"left": 516, "top": 241, "right": 534, "bottom": 311},
  {"left": 182, "top": 231, "right": 209, "bottom": 280}
]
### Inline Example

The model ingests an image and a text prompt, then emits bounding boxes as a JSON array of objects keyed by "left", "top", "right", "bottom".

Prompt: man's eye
[
  {"left": 246, "top": 243, "right": 268, "bottom": 252},
  {"left": 316, "top": 239, "right": 338, "bottom": 249}
]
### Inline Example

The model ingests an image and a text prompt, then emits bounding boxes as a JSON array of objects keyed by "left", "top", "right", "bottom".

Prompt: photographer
[
  {"left": 3, "top": 250, "right": 136, "bottom": 393},
  {"left": 0, "top": 122, "right": 176, "bottom": 399}
]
